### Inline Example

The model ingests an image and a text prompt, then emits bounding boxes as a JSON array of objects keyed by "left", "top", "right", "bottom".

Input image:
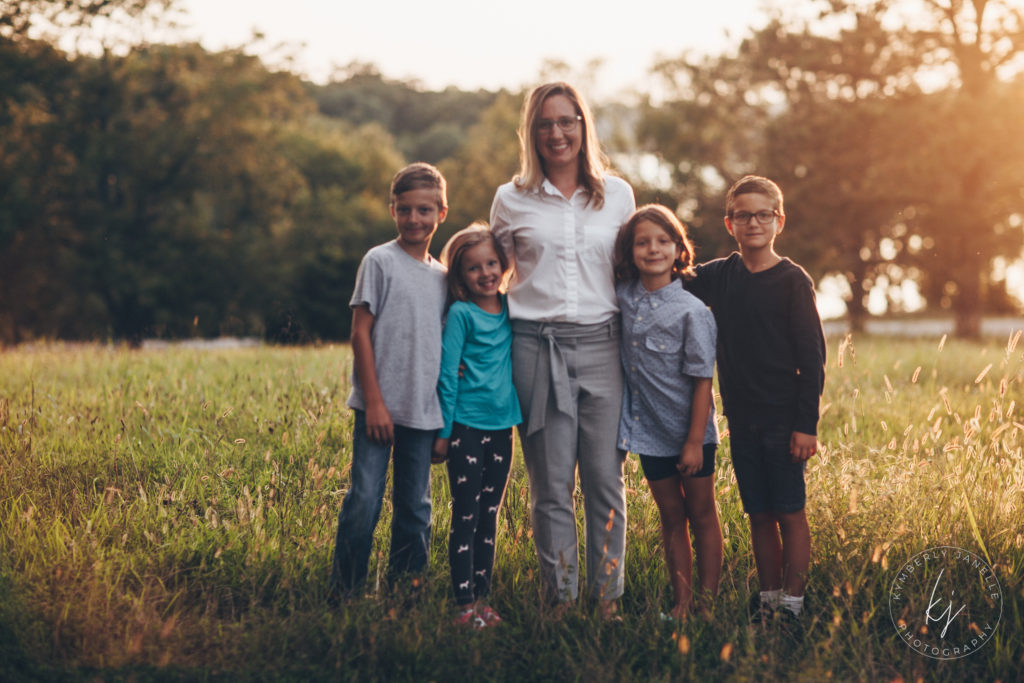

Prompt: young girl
[
  {"left": 612, "top": 204, "right": 724, "bottom": 620},
  {"left": 433, "top": 222, "right": 522, "bottom": 628}
]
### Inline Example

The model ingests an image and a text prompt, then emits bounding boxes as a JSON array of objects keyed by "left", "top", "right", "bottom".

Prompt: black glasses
[
  {"left": 729, "top": 210, "right": 781, "bottom": 225},
  {"left": 536, "top": 116, "right": 582, "bottom": 134}
]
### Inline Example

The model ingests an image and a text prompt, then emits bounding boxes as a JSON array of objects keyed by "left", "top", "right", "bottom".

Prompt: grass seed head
[{"left": 975, "top": 363, "right": 993, "bottom": 384}]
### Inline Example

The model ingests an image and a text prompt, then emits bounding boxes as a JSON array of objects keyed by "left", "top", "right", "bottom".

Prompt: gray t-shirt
[{"left": 346, "top": 240, "right": 447, "bottom": 430}]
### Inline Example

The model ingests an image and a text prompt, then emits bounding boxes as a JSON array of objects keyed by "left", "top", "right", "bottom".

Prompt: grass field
[{"left": 1, "top": 333, "right": 1022, "bottom": 681}]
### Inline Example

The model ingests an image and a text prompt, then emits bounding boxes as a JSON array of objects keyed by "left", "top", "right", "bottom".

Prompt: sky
[{"left": 171, "top": 0, "right": 787, "bottom": 100}]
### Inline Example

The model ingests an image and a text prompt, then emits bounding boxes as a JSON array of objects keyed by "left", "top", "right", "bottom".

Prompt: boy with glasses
[{"left": 685, "top": 175, "right": 826, "bottom": 629}]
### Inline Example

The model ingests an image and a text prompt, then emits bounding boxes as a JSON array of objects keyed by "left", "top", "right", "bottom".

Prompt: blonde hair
[
  {"left": 613, "top": 204, "right": 696, "bottom": 283},
  {"left": 439, "top": 222, "right": 509, "bottom": 307},
  {"left": 513, "top": 82, "right": 610, "bottom": 209}
]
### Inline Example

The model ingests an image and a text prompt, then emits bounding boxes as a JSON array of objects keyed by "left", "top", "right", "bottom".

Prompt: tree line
[{"left": 1, "top": 0, "right": 1022, "bottom": 344}]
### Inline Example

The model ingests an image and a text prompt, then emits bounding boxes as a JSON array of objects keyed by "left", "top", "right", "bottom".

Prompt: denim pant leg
[
  {"left": 387, "top": 423, "right": 435, "bottom": 579},
  {"left": 329, "top": 410, "right": 391, "bottom": 595}
]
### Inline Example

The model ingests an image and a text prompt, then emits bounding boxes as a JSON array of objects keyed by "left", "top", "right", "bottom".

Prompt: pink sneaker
[
  {"left": 453, "top": 608, "right": 486, "bottom": 629},
  {"left": 477, "top": 605, "right": 503, "bottom": 626}
]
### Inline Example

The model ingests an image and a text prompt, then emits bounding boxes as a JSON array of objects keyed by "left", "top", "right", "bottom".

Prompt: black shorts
[
  {"left": 728, "top": 422, "right": 806, "bottom": 514},
  {"left": 639, "top": 443, "right": 717, "bottom": 481}
]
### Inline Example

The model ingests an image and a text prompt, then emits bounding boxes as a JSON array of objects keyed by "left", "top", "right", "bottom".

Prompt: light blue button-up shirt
[{"left": 617, "top": 279, "right": 719, "bottom": 457}]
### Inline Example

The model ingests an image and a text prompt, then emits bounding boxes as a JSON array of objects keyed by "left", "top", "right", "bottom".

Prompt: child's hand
[
  {"left": 431, "top": 437, "right": 450, "bottom": 464},
  {"left": 790, "top": 431, "right": 818, "bottom": 462},
  {"left": 677, "top": 443, "right": 703, "bottom": 477},
  {"left": 365, "top": 401, "right": 394, "bottom": 445}
]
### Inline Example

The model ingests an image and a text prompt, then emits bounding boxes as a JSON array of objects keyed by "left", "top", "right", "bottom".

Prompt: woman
[{"left": 490, "top": 82, "right": 635, "bottom": 617}]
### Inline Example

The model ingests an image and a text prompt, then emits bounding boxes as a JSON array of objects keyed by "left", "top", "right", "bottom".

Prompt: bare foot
[
  {"left": 669, "top": 604, "right": 690, "bottom": 622},
  {"left": 692, "top": 601, "right": 713, "bottom": 621},
  {"left": 598, "top": 599, "right": 622, "bottom": 622}
]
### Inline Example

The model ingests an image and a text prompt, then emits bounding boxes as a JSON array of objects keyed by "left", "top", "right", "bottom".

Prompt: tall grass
[{"left": 1, "top": 334, "right": 1021, "bottom": 681}]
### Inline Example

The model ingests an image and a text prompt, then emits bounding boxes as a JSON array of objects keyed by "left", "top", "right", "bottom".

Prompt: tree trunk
[
  {"left": 953, "top": 271, "right": 982, "bottom": 339},
  {"left": 844, "top": 269, "right": 868, "bottom": 333},
  {"left": 954, "top": 306, "right": 982, "bottom": 338}
]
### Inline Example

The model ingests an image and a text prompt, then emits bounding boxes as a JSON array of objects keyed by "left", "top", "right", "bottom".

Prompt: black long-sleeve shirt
[{"left": 685, "top": 253, "right": 826, "bottom": 436}]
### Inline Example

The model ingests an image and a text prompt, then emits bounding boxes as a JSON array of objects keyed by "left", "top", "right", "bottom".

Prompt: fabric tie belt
[{"left": 511, "top": 318, "right": 620, "bottom": 437}]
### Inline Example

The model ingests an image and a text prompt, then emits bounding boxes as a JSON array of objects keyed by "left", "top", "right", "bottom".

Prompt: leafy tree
[
  {"left": 267, "top": 117, "right": 404, "bottom": 342},
  {"left": 640, "top": 0, "right": 1024, "bottom": 335},
  {"left": 0, "top": 35, "right": 425, "bottom": 344},
  {"left": 637, "top": 50, "right": 772, "bottom": 263},
  {"left": 82, "top": 44, "right": 314, "bottom": 342},
  {"left": 1, "top": 0, "right": 173, "bottom": 39},
  {"left": 738, "top": 11, "right": 931, "bottom": 330},
  {"left": 0, "top": 42, "right": 314, "bottom": 343},
  {"left": 4, "top": 22, "right": 525, "bottom": 343},
  {"left": 0, "top": 35, "right": 69, "bottom": 340},
  {"left": 438, "top": 91, "right": 522, "bottom": 244},
  {"left": 312, "top": 65, "right": 498, "bottom": 164},
  {"left": 892, "top": 0, "right": 1024, "bottom": 335}
]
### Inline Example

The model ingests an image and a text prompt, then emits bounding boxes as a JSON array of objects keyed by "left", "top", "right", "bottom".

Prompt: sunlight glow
[{"left": 170, "top": 0, "right": 774, "bottom": 98}]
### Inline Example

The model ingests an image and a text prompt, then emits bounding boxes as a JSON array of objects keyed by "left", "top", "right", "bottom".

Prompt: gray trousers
[{"left": 511, "top": 319, "right": 626, "bottom": 603}]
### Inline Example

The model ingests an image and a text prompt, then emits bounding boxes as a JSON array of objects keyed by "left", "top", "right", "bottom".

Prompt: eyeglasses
[
  {"left": 536, "top": 116, "right": 582, "bottom": 134},
  {"left": 729, "top": 210, "right": 781, "bottom": 225}
]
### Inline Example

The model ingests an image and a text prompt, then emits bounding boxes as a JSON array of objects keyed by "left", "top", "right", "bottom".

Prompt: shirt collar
[
  {"left": 629, "top": 278, "right": 684, "bottom": 302},
  {"left": 539, "top": 177, "right": 585, "bottom": 201}
]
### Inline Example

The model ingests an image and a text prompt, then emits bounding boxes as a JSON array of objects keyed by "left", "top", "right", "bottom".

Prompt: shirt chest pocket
[{"left": 643, "top": 334, "right": 682, "bottom": 373}]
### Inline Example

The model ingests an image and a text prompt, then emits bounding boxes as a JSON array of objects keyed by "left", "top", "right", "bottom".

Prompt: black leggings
[{"left": 446, "top": 423, "right": 513, "bottom": 606}]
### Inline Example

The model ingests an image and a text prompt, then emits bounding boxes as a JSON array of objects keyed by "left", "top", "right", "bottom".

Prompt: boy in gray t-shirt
[{"left": 330, "top": 163, "right": 448, "bottom": 599}]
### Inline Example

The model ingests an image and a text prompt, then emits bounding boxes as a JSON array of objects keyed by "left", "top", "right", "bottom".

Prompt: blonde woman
[{"left": 490, "top": 82, "right": 635, "bottom": 618}]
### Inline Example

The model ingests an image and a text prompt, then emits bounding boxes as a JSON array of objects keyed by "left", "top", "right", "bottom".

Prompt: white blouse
[{"left": 490, "top": 175, "right": 635, "bottom": 324}]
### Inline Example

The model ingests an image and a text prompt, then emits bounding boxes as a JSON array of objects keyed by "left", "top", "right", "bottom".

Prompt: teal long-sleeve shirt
[{"left": 437, "top": 296, "right": 522, "bottom": 439}]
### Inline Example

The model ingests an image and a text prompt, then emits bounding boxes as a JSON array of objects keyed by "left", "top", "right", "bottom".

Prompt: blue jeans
[{"left": 329, "top": 410, "right": 435, "bottom": 596}]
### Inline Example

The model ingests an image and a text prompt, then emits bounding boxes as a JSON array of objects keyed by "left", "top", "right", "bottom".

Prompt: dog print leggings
[{"left": 446, "top": 422, "right": 513, "bottom": 606}]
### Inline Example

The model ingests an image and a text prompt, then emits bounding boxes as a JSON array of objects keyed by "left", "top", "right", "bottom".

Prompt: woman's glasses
[{"left": 536, "top": 116, "right": 582, "bottom": 134}]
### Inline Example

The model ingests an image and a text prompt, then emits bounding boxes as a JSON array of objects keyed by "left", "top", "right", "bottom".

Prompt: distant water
[
  {"left": 141, "top": 337, "right": 261, "bottom": 350},
  {"left": 822, "top": 317, "right": 1024, "bottom": 338}
]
